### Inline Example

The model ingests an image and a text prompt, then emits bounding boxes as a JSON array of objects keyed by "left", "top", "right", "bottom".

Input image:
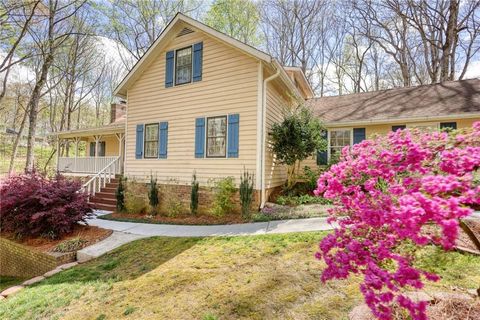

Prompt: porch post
[
  {"left": 74, "top": 137, "right": 80, "bottom": 172},
  {"left": 93, "top": 135, "right": 101, "bottom": 172},
  {"left": 56, "top": 137, "right": 60, "bottom": 172},
  {"left": 115, "top": 132, "right": 125, "bottom": 174}
]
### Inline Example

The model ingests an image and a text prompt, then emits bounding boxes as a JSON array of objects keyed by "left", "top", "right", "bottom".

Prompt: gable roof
[
  {"left": 114, "top": 13, "right": 274, "bottom": 98},
  {"left": 309, "top": 78, "right": 480, "bottom": 126}
]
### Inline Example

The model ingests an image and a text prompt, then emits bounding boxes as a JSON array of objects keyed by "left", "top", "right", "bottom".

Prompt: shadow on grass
[
  {"left": 38, "top": 236, "right": 204, "bottom": 286},
  {"left": 0, "top": 276, "right": 26, "bottom": 291}
]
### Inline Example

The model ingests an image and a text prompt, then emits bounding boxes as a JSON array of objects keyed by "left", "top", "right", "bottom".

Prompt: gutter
[
  {"left": 259, "top": 63, "right": 281, "bottom": 208},
  {"left": 323, "top": 113, "right": 480, "bottom": 128}
]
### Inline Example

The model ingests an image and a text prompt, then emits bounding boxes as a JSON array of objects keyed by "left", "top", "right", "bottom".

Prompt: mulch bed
[
  {"left": 352, "top": 292, "right": 480, "bottom": 320},
  {"left": 426, "top": 297, "right": 480, "bottom": 320},
  {"left": 103, "top": 212, "right": 247, "bottom": 225},
  {"left": 0, "top": 225, "right": 112, "bottom": 253}
]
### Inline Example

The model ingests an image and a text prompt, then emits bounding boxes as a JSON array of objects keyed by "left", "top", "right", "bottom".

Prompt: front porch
[{"left": 56, "top": 125, "right": 125, "bottom": 176}]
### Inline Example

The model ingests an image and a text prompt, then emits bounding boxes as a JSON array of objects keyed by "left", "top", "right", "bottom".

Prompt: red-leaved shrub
[{"left": 0, "top": 172, "right": 93, "bottom": 238}]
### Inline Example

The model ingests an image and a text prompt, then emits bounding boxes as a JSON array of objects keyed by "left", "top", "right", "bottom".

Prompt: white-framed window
[
  {"left": 144, "top": 123, "right": 159, "bottom": 158},
  {"left": 329, "top": 129, "right": 352, "bottom": 160},
  {"left": 406, "top": 122, "right": 439, "bottom": 131},
  {"left": 206, "top": 116, "right": 227, "bottom": 158},
  {"left": 175, "top": 46, "right": 192, "bottom": 85}
]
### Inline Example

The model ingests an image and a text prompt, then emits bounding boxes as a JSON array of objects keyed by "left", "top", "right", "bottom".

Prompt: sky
[{"left": 2, "top": 25, "right": 480, "bottom": 98}]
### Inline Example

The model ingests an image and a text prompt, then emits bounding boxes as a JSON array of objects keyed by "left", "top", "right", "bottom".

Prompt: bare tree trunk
[
  {"left": 440, "top": 0, "right": 459, "bottom": 81},
  {"left": 25, "top": 52, "right": 54, "bottom": 171},
  {"left": 9, "top": 108, "right": 28, "bottom": 175}
]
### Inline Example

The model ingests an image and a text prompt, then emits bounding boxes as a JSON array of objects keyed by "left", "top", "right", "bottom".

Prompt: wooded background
[{"left": 1, "top": 0, "right": 479, "bottom": 175}]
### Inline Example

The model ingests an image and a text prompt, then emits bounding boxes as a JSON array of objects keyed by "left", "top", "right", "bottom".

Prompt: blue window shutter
[
  {"left": 227, "top": 114, "right": 239, "bottom": 158},
  {"left": 195, "top": 118, "right": 205, "bottom": 158},
  {"left": 317, "top": 130, "right": 328, "bottom": 165},
  {"left": 193, "top": 42, "right": 203, "bottom": 82},
  {"left": 392, "top": 125, "right": 406, "bottom": 131},
  {"left": 135, "top": 124, "right": 144, "bottom": 159},
  {"left": 158, "top": 122, "right": 168, "bottom": 158},
  {"left": 165, "top": 51, "right": 174, "bottom": 87},
  {"left": 353, "top": 128, "right": 366, "bottom": 144},
  {"left": 440, "top": 122, "right": 457, "bottom": 130}
]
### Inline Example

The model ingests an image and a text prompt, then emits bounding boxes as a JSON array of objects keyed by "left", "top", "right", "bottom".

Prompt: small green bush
[
  {"left": 148, "top": 175, "right": 159, "bottom": 214},
  {"left": 301, "top": 166, "right": 324, "bottom": 191},
  {"left": 53, "top": 237, "right": 88, "bottom": 252},
  {"left": 115, "top": 176, "right": 126, "bottom": 212},
  {"left": 210, "top": 177, "right": 236, "bottom": 216},
  {"left": 190, "top": 172, "right": 199, "bottom": 215},
  {"left": 239, "top": 169, "right": 254, "bottom": 218}
]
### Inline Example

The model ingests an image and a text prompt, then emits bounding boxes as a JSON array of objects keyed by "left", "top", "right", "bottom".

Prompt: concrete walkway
[
  {"left": 87, "top": 212, "right": 337, "bottom": 237},
  {"left": 76, "top": 212, "right": 337, "bottom": 262}
]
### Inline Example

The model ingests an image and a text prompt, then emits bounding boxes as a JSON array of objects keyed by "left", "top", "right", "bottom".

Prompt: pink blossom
[{"left": 315, "top": 123, "right": 480, "bottom": 320}]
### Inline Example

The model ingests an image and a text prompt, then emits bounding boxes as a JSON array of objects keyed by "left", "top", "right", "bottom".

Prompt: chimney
[{"left": 110, "top": 103, "right": 126, "bottom": 124}]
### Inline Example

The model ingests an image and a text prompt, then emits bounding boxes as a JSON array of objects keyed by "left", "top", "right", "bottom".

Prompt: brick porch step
[
  {"left": 94, "top": 192, "right": 116, "bottom": 199},
  {"left": 90, "top": 197, "right": 116, "bottom": 206},
  {"left": 105, "top": 182, "right": 119, "bottom": 189},
  {"left": 90, "top": 202, "right": 116, "bottom": 211},
  {"left": 100, "top": 187, "right": 117, "bottom": 193}
]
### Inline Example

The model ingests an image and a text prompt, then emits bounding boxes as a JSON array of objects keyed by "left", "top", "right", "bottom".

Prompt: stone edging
[{"left": 0, "top": 261, "right": 79, "bottom": 300}]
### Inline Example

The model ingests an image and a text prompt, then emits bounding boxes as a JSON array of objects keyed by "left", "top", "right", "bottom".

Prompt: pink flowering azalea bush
[{"left": 314, "top": 123, "right": 480, "bottom": 320}]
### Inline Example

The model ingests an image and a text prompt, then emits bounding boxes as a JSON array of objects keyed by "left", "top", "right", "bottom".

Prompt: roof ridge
[{"left": 309, "top": 78, "right": 480, "bottom": 101}]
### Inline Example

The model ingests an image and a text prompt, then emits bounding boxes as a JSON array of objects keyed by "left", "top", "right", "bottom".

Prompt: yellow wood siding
[
  {"left": 85, "top": 136, "right": 120, "bottom": 157},
  {"left": 125, "top": 31, "right": 259, "bottom": 186},
  {"left": 264, "top": 81, "right": 291, "bottom": 189}
]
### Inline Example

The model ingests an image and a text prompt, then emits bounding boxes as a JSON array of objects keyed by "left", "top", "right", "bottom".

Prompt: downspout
[{"left": 260, "top": 64, "right": 281, "bottom": 208}]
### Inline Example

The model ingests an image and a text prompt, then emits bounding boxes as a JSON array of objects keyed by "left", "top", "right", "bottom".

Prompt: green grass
[
  {"left": 0, "top": 276, "right": 26, "bottom": 291},
  {"left": 0, "top": 232, "right": 479, "bottom": 320}
]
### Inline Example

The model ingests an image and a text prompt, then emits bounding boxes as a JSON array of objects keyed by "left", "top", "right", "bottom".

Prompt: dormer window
[{"left": 175, "top": 47, "right": 192, "bottom": 85}]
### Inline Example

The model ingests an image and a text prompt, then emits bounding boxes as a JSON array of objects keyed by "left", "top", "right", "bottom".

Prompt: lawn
[{"left": 1, "top": 232, "right": 479, "bottom": 320}]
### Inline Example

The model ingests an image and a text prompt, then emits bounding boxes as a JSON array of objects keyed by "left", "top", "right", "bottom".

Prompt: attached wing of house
[{"left": 306, "top": 79, "right": 480, "bottom": 165}]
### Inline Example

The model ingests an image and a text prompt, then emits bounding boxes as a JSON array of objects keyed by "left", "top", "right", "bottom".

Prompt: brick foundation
[
  {"left": 125, "top": 182, "right": 272, "bottom": 215},
  {"left": 0, "top": 238, "right": 75, "bottom": 278}
]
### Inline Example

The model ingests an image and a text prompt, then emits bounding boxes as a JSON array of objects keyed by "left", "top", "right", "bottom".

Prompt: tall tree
[
  {"left": 204, "top": 0, "right": 261, "bottom": 46},
  {"left": 24, "top": 0, "right": 87, "bottom": 171},
  {"left": 0, "top": 0, "right": 40, "bottom": 104},
  {"left": 99, "top": 0, "right": 203, "bottom": 70}
]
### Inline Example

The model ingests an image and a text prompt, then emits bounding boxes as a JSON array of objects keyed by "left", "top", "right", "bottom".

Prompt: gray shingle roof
[{"left": 308, "top": 78, "right": 480, "bottom": 124}]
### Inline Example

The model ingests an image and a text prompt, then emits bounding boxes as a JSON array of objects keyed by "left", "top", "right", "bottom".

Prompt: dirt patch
[
  {"left": 0, "top": 225, "right": 112, "bottom": 253},
  {"left": 104, "top": 212, "right": 246, "bottom": 225}
]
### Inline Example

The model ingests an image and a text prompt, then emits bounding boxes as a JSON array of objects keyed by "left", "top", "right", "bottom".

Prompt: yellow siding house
[{"left": 56, "top": 13, "right": 480, "bottom": 208}]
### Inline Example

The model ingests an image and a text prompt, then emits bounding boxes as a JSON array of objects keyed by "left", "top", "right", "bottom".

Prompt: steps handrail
[{"left": 81, "top": 156, "right": 120, "bottom": 197}]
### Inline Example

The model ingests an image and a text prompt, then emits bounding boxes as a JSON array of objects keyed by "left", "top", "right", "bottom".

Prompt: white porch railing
[
  {"left": 81, "top": 156, "right": 120, "bottom": 197},
  {"left": 58, "top": 156, "right": 121, "bottom": 174}
]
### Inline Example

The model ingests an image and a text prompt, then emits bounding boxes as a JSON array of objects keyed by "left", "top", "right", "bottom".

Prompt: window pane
[
  {"left": 207, "top": 117, "right": 226, "bottom": 137},
  {"left": 206, "top": 116, "right": 227, "bottom": 157},
  {"left": 175, "top": 47, "right": 192, "bottom": 85},
  {"left": 145, "top": 125, "right": 158, "bottom": 140},
  {"left": 145, "top": 141, "right": 158, "bottom": 158},
  {"left": 207, "top": 137, "right": 226, "bottom": 157},
  {"left": 144, "top": 124, "right": 159, "bottom": 158},
  {"left": 329, "top": 130, "right": 351, "bottom": 157}
]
